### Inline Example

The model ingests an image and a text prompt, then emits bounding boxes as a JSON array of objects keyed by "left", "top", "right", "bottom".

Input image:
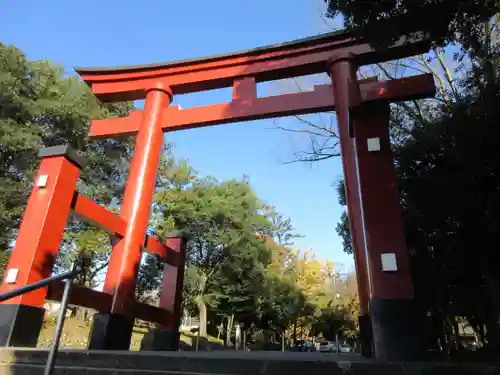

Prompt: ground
[{"left": 37, "top": 316, "right": 224, "bottom": 351}]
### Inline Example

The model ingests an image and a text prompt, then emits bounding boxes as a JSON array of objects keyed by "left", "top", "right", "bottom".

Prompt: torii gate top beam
[{"left": 76, "top": 30, "right": 429, "bottom": 103}]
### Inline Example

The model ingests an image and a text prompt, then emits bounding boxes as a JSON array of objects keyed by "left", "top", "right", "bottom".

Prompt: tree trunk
[
  {"left": 485, "top": 270, "right": 500, "bottom": 352},
  {"left": 75, "top": 307, "right": 89, "bottom": 322},
  {"left": 479, "top": 323, "right": 486, "bottom": 347},
  {"left": 443, "top": 316, "right": 455, "bottom": 357},
  {"left": 431, "top": 311, "right": 444, "bottom": 353},
  {"left": 468, "top": 315, "right": 485, "bottom": 348},
  {"left": 452, "top": 318, "right": 461, "bottom": 352},
  {"left": 197, "top": 300, "right": 208, "bottom": 337},
  {"left": 434, "top": 310, "right": 449, "bottom": 357},
  {"left": 226, "top": 314, "right": 234, "bottom": 347},
  {"left": 217, "top": 323, "right": 222, "bottom": 340},
  {"left": 293, "top": 317, "right": 297, "bottom": 345}
]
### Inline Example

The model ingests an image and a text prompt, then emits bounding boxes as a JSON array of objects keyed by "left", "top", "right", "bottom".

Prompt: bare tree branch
[
  {"left": 273, "top": 125, "right": 332, "bottom": 138},
  {"left": 89, "top": 260, "right": 110, "bottom": 281},
  {"left": 376, "top": 62, "right": 428, "bottom": 125},
  {"left": 434, "top": 48, "right": 460, "bottom": 101},
  {"left": 270, "top": 14, "right": 462, "bottom": 164}
]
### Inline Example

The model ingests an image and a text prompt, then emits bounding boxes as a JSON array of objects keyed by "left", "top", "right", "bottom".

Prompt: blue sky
[{"left": 1, "top": 0, "right": 354, "bottom": 269}]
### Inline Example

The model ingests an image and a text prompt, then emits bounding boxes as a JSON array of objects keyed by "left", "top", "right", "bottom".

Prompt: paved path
[
  {"left": 2, "top": 347, "right": 365, "bottom": 362},
  {"left": 100, "top": 349, "right": 366, "bottom": 362}
]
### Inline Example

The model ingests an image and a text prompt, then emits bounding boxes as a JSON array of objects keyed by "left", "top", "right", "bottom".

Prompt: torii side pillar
[
  {"left": 329, "top": 54, "right": 422, "bottom": 360},
  {"left": 0, "top": 147, "right": 81, "bottom": 347},
  {"left": 140, "top": 233, "right": 188, "bottom": 351},
  {"left": 87, "top": 84, "right": 174, "bottom": 350}
]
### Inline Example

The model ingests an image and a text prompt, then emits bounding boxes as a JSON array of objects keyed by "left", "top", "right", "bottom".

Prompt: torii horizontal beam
[
  {"left": 71, "top": 192, "right": 173, "bottom": 262},
  {"left": 89, "top": 74, "right": 435, "bottom": 138},
  {"left": 76, "top": 30, "right": 430, "bottom": 102},
  {"left": 47, "top": 281, "right": 171, "bottom": 326}
]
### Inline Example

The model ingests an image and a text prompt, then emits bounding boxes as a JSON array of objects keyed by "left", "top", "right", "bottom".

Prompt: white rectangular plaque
[
  {"left": 367, "top": 137, "right": 381, "bottom": 152},
  {"left": 5, "top": 268, "right": 19, "bottom": 284},
  {"left": 36, "top": 174, "right": 49, "bottom": 188},
  {"left": 381, "top": 253, "right": 398, "bottom": 272}
]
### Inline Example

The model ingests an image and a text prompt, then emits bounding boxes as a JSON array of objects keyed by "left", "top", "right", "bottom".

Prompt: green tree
[
  {"left": 134, "top": 150, "right": 195, "bottom": 304},
  {"left": 210, "top": 237, "right": 271, "bottom": 338},
  {"left": 324, "top": 0, "right": 498, "bottom": 49},
  {"left": 311, "top": 306, "right": 356, "bottom": 342},
  {"left": 154, "top": 175, "right": 272, "bottom": 337},
  {"left": 334, "top": 180, "right": 353, "bottom": 256},
  {"left": 397, "top": 85, "right": 500, "bottom": 354},
  {"left": 135, "top": 253, "right": 162, "bottom": 304},
  {"left": 0, "top": 42, "right": 133, "bottom": 282},
  {"left": 263, "top": 206, "right": 303, "bottom": 246},
  {"left": 258, "top": 276, "right": 308, "bottom": 334}
]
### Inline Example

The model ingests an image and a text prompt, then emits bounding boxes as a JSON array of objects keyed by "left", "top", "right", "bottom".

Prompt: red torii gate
[{"left": 0, "top": 30, "right": 435, "bottom": 360}]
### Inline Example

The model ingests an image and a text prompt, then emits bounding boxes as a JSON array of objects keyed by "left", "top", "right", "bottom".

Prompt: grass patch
[
  {"left": 38, "top": 316, "right": 224, "bottom": 351},
  {"left": 38, "top": 317, "right": 90, "bottom": 349}
]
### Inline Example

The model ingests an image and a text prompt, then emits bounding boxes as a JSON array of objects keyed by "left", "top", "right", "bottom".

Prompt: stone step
[
  {"left": 0, "top": 364, "right": 212, "bottom": 375},
  {"left": 0, "top": 349, "right": 498, "bottom": 375}
]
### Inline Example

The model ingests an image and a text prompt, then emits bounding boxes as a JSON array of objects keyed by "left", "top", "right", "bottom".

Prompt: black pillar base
[
  {"left": 370, "top": 298, "right": 423, "bottom": 361},
  {"left": 0, "top": 304, "right": 45, "bottom": 347},
  {"left": 358, "top": 314, "right": 373, "bottom": 358},
  {"left": 87, "top": 313, "right": 133, "bottom": 350},
  {"left": 140, "top": 329, "right": 180, "bottom": 351}
]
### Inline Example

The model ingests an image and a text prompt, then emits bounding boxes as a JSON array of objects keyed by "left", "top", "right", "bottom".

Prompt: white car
[
  {"left": 318, "top": 341, "right": 337, "bottom": 352},
  {"left": 339, "top": 343, "right": 352, "bottom": 353}
]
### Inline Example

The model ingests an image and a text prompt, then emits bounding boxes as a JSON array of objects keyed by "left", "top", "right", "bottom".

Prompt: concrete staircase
[{"left": 0, "top": 349, "right": 499, "bottom": 375}]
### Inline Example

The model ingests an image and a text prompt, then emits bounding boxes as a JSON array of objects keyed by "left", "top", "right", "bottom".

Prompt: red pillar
[
  {"left": 159, "top": 235, "right": 188, "bottom": 330},
  {"left": 329, "top": 54, "right": 420, "bottom": 360},
  {"left": 352, "top": 101, "right": 420, "bottom": 360},
  {"left": 141, "top": 232, "right": 188, "bottom": 351},
  {"left": 0, "top": 145, "right": 80, "bottom": 347},
  {"left": 327, "top": 55, "right": 372, "bottom": 357},
  {"left": 88, "top": 84, "right": 173, "bottom": 350}
]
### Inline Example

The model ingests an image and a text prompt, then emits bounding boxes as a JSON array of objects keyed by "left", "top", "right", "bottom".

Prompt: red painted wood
[
  {"left": 71, "top": 193, "right": 167, "bottom": 258},
  {"left": 76, "top": 33, "right": 429, "bottom": 102},
  {"left": 47, "top": 281, "right": 112, "bottom": 312},
  {"left": 90, "top": 109, "right": 162, "bottom": 139},
  {"left": 47, "top": 277, "right": 171, "bottom": 326},
  {"left": 159, "top": 237, "right": 187, "bottom": 329},
  {"left": 48, "top": 278, "right": 171, "bottom": 325},
  {"left": 89, "top": 86, "right": 332, "bottom": 137},
  {"left": 337, "top": 121, "right": 371, "bottom": 312},
  {"left": 72, "top": 193, "right": 126, "bottom": 236},
  {"left": 103, "top": 85, "right": 172, "bottom": 315},
  {"left": 133, "top": 302, "right": 171, "bottom": 327},
  {"left": 144, "top": 235, "right": 170, "bottom": 261},
  {"left": 0, "top": 156, "right": 80, "bottom": 307},
  {"left": 78, "top": 33, "right": 366, "bottom": 83},
  {"left": 232, "top": 77, "right": 257, "bottom": 102},
  {"left": 339, "top": 132, "right": 370, "bottom": 313},
  {"left": 361, "top": 74, "right": 434, "bottom": 103},
  {"left": 89, "top": 75, "right": 434, "bottom": 139},
  {"left": 329, "top": 58, "right": 370, "bottom": 314},
  {"left": 353, "top": 102, "right": 414, "bottom": 300},
  {"left": 70, "top": 30, "right": 434, "bottom": 329}
]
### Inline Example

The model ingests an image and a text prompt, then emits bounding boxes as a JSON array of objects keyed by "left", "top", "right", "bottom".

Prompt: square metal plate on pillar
[
  {"left": 367, "top": 137, "right": 381, "bottom": 152},
  {"left": 381, "top": 253, "right": 398, "bottom": 272},
  {"left": 36, "top": 174, "right": 49, "bottom": 188},
  {"left": 4, "top": 268, "right": 19, "bottom": 284}
]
